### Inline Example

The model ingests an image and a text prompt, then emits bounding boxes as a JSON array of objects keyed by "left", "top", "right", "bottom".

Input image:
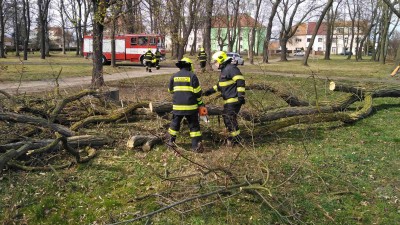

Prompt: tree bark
[{"left": 303, "top": 0, "right": 333, "bottom": 66}]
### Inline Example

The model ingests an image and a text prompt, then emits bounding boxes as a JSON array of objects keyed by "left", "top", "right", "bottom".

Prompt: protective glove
[
  {"left": 238, "top": 97, "right": 245, "bottom": 105},
  {"left": 203, "top": 89, "right": 214, "bottom": 96}
]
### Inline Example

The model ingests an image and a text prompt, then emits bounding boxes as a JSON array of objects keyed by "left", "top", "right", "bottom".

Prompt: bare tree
[
  {"left": 226, "top": 0, "right": 240, "bottom": 52},
  {"left": 21, "top": 0, "right": 30, "bottom": 60},
  {"left": 90, "top": 0, "right": 109, "bottom": 88},
  {"left": 248, "top": 0, "right": 262, "bottom": 64},
  {"left": 277, "top": 0, "right": 323, "bottom": 61},
  {"left": 167, "top": 0, "right": 183, "bottom": 59},
  {"left": 324, "top": 0, "right": 342, "bottom": 60},
  {"left": 203, "top": 0, "right": 213, "bottom": 68},
  {"left": 378, "top": 4, "right": 392, "bottom": 64},
  {"left": 355, "top": 0, "right": 378, "bottom": 61},
  {"left": 38, "top": 0, "right": 51, "bottom": 59},
  {"left": 13, "top": 0, "right": 20, "bottom": 56},
  {"left": 0, "top": 0, "right": 6, "bottom": 58},
  {"left": 303, "top": 0, "right": 333, "bottom": 66},
  {"left": 263, "top": 0, "right": 281, "bottom": 63},
  {"left": 57, "top": 0, "right": 67, "bottom": 54},
  {"left": 344, "top": 0, "right": 358, "bottom": 60}
]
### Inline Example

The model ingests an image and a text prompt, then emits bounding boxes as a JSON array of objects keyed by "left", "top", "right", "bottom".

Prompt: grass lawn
[
  {"left": 0, "top": 51, "right": 136, "bottom": 81},
  {"left": 1, "top": 52, "right": 400, "bottom": 224}
]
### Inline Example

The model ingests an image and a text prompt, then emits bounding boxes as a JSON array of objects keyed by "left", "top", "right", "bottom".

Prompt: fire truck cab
[{"left": 83, "top": 34, "right": 166, "bottom": 65}]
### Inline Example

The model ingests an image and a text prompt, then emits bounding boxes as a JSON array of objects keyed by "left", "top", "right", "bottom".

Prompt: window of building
[
  {"left": 336, "top": 28, "right": 344, "bottom": 34},
  {"left": 318, "top": 38, "right": 323, "bottom": 42},
  {"left": 295, "top": 38, "right": 302, "bottom": 43},
  {"left": 318, "top": 47, "right": 322, "bottom": 51},
  {"left": 307, "top": 38, "right": 311, "bottom": 42}
]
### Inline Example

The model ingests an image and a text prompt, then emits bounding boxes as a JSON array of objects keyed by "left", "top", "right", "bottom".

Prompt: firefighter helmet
[
  {"left": 176, "top": 57, "right": 194, "bottom": 72},
  {"left": 212, "top": 51, "right": 227, "bottom": 64},
  {"left": 200, "top": 48, "right": 204, "bottom": 52}
]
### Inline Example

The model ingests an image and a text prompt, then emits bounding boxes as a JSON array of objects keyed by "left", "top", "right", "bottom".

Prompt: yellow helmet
[
  {"left": 200, "top": 48, "right": 204, "bottom": 51},
  {"left": 148, "top": 48, "right": 152, "bottom": 51},
  {"left": 212, "top": 51, "right": 227, "bottom": 64},
  {"left": 180, "top": 57, "right": 192, "bottom": 64},
  {"left": 176, "top": 57, "right": 194, "bottom": 72}
]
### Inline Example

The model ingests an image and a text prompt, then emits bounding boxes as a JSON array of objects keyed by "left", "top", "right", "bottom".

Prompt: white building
[{"left": 287, "top": 21, "right": 363, "bottom": 55}]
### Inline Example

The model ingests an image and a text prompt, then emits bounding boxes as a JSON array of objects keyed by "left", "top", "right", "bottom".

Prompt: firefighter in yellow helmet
[
  {"left": 203, "top": 51, "right": 245, "bottom": 147},
  {"left": 167, "top": 57, "right": 205, "bottom": 152},
  {"left": 144, "top": 48, "right": 154, "bottom": 72},
  {"left": 155, "top": 48, "right": 162, "bottom": 70},
  {"left": 197, "top": 47, "right": 207, "bottom": 72}
]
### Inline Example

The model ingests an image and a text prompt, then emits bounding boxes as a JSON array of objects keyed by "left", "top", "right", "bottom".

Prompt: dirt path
[{"left": 0, "top": 67, "right": 178, "bottom": 94}]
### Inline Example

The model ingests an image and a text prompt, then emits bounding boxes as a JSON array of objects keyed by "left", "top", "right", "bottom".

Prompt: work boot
[
  {"left": 146, "top": 67, "right": 148, "bottom": 72},
  {"left": 167, "top": 136, "right": 176, "bottom": 148},
  {"left": 156, "top": 66, "right": 160, "bottom": 70},
  {"left": 192, "top": 142, "right": 204, "bottom": 153},
  {"left": 149, "top": 69, "right": 152, "bottom": 72}
]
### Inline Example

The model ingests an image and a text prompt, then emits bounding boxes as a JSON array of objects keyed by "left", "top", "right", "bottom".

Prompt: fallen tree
[{"left": 1, "top": 82, "right": 399, "bottom": 173}]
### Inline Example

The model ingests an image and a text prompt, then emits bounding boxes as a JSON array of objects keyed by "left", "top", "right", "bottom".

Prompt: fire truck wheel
[{"left": 102, "top": 55, "right": 109, "bottom": 65}]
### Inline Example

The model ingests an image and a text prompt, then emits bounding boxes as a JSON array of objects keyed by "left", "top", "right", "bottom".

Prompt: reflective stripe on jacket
[
  {"left": 213, "top": 62, "right": 245, "bottom": 104},
  {"left": 168, "top": 68, "right": 203, "bottom": 115},
  {"left": 197, "top": 51, "right": 207, "bottom": 61},
  {"left": 144, "top": 51, "right": 154, "bottom": 60}
]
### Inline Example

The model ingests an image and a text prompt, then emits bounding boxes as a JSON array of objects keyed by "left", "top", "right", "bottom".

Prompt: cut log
[
  {"left": 0, "top": 112, "right": 74, "bottom": 137},
  {"left": 127, "top": 135, "right": 163, "bottom": 151}
]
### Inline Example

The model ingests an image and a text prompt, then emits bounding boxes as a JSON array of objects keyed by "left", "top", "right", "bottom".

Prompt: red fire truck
[{"left": 83, "top": 34, "right": 166, "bottom": 65}]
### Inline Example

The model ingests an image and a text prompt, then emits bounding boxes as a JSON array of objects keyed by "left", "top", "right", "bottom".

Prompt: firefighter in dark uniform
[
  {"left": 203, "top": 51, "right": 245, "bottom": 146},
  {"left": 144, "top": 48, "right": 154, "bottom": 72},
  {"left": 167, "top": 57, "right": 204, "bottom": 152},
  {"left": 197, "top": 47, "right": 207, "bottom": 72},
  {"left": 155, "top": 48, "right": 162, "bottom": 70}
]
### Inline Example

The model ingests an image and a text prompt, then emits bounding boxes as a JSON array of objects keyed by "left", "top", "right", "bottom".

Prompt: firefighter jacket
[
  {"left": 197, "top": 51, "right": 207, "bottom": 62},
  {"left": 155, "top": 51, "right": 162, "bottom": 59},
  {"left": 168, "top": 68, "right": 204, "bottom": 115},
  {"left": 206, "top": 60, "right": 245, "bottom": 104},
  {"left": 144, "top": 51, "right": 154, "bottom": 60}
]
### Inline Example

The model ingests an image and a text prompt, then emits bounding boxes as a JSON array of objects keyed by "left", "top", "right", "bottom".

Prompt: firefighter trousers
[
  {"left": 222, "top": 102, "right": 242, "bottom": 142},
  {"left": 200, "top": 61, "right": 206, "bottom": 68},
  {"left": 168, "top": 113, "right": 202, "bottom": 149}
]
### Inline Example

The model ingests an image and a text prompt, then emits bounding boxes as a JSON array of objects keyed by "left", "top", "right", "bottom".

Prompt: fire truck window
[
  {"left": 131, "top": 38, "right": 137, "bottom": 45},
  {"left": 138, "top": 37, "right": 147, "bottom": 46},
  {"left": 149, "top": 37, "right": 156, "bottom": 45}
]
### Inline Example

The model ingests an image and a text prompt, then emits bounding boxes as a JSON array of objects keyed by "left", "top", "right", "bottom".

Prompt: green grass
[
  {"left": 0, "top": 51, "right": 136, "bottom": 81},
  {"left": 1, "top": 55, "right": 400, "bottom": 224}
]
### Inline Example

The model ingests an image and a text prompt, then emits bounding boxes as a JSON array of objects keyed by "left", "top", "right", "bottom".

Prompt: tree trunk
[
  {"left": 203, "top": 0, "right": 213, "bottom": 70},
  {"left": 303, "top": 0, "right": 333, "bottom": 66},
  {"left": 13, "top": 0, "right": 20, "bottom": 57},
  {"left": 91, "top": 0, "right": 108, "bottom": 88},
  {"left": 0, "top": 0, "right": 4, "bottom": 58},
  {"left": 263, "top": 0, "right": 281, "bottom": 63}
]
